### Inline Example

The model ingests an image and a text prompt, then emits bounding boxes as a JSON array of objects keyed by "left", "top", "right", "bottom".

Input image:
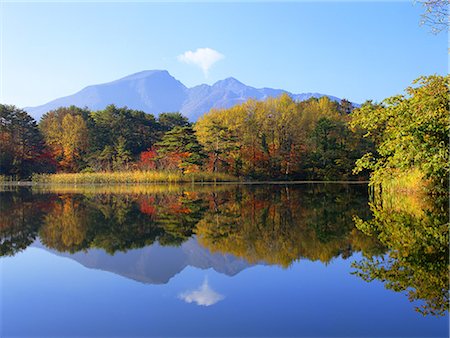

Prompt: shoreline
[{"left": 0, "top": 180, "right": 370, "bottom": 186}]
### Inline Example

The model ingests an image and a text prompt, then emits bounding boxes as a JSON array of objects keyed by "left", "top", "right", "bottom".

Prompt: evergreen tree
[
  {"left": 156, "top": 126, "right": 205, "bottom": 172},
  {"left": 113, "top": 137, "right": 132, "bottom": 171},
  {"left": 97, "top": 146, "right": 115, "bottom": 171},
  {"left": 157, "top": 112, "right": 190, "bottom": 132},
  {"left": 0, "top": 105, "right": 55, "bottom": 178},
  {"left": 91, "top": 105, "right": 159, "bottom": 157}
]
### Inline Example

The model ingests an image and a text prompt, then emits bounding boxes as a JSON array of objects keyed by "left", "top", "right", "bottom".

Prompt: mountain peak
[
  {"left": 115, "top": 70, "right": 173, "bottom": 82},
  {"left": 213, "top": 77, "right": 245, "bottom": 88},
  {"left": 25, "top": 70, "right": 349, "bottom": 121}
]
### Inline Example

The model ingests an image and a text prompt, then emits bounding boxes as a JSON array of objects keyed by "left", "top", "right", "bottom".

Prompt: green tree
[
  {"left": 156, "top": 126, "right": 205, "bottom": 172},
  {"left": 86, "top": 145, "right": 114, "bottom": 172},
  {"left": 91, "top": 105, "right": 159, "bottom": 157},
  {"left": 113, "top": 136, "right": 132, "bottom": 171},
  {"left": 157, "top": 112, "right": 190, "bottom": 132},
  {"left": 351, "top": 75, "right": 449, "bottom": 194},
  {"left": 0, "top": 105, "right": 55, "bottom": 178}
]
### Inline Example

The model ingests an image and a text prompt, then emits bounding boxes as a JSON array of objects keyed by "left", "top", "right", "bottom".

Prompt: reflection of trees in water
[
  {"left": 40, "top": 196, "right": 90, "bottom": 252},
  {"left": 1, "top": 185, "right": 446, "bottom": 316},
  {"left": 39, "top": 192, "right": 208, "bottom": 254},
  {"left": 196, "top": 185, "right": 383, "bottom": 267},
  {"left": 1, "top": 185, "right": 382, "bottom": 262},
  {"left": 352, "top": 193, "right": 449, "bottom": 316},
  {"left": 151, "top": 192, "right": 208, "bottom": 246},
  {"left": 0, "top": 188, "right": 54, "bottom": 256},
  {"left": 0, "top": 188, "right": 209, "bottom": 255}
]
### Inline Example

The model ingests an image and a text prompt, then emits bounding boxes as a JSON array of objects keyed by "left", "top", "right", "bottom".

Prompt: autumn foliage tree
[
  {"left": 40, "top": 106, "right": 91, "bottom": 172},
  {"left": 195, "top": 94, "right": 369, "bottom": 179},
  {"left": 138, "top": 147, "right": 158, "bottom": 170}
]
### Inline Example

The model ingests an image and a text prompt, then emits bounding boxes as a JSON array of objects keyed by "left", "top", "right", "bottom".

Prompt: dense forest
[
  {"left": 0, "top": 97, "right": 369, "bottom": 180},
  {"left": 1, "top": 75, "right": 448, "bottom": 192}
]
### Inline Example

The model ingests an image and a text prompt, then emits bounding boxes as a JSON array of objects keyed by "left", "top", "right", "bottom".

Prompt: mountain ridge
[
  {"left": 33, "top": 237, "right": 252, "bottom": 285},
  {"left": 25, "top": 70, "right": 347, "bottom": 121}
]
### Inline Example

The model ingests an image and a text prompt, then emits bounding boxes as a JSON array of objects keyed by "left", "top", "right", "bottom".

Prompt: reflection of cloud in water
[{"left": 179, "top": 278, "right": 224, "bottom": 306}]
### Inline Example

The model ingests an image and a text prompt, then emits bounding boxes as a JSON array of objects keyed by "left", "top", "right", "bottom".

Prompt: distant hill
[{"left": 26, "top": 70, "right": 346, "bottom": 121}]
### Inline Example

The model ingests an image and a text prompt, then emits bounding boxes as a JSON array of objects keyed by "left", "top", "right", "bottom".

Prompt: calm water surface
[{"left": 1, "top": 184, "right": 448, "bottom": 337}]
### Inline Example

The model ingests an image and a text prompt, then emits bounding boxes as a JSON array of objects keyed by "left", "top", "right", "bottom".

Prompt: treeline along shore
[{"left": 1, "top": 75, "right": 448, "bottom": 194}]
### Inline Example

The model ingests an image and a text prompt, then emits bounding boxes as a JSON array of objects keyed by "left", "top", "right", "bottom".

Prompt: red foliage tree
[{"left": 138, "top": 147, "right": 158, "bottom": 170}]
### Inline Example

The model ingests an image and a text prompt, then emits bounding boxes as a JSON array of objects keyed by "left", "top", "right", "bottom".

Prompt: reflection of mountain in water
[
  {"left": 2, "top": 185, "right": 446, "bottom": 316},
  {"left": 33, "top": 237, "right": 251, "bottom": 284}
]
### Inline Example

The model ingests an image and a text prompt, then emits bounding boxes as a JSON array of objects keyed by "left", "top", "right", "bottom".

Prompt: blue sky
[{"left": 1, "top": 1, "right": 447, "bottom": 108}]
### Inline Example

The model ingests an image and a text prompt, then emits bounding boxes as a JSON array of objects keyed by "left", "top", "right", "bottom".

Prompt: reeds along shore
[
  {"left": 370, "top": 168, "right": 431, "bottom": 195},
  {"left": 31, "top": 171, "right": 239, "bottom": 184}
]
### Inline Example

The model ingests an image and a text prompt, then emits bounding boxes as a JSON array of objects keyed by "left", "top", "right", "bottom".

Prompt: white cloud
[
  {"left": 178, "top": 278, "right": 225, "bottom": 306},
  {"left": 177, "top": 48, "right": 224, "bottom": 77}
]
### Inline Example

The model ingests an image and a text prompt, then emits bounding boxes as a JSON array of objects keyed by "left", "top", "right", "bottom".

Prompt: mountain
[
  {"left": 26, "top": 70, "right": 344, "bottom": 121},
  {"left": 33, "top": 237, "right": 252, "bottom": 284}
]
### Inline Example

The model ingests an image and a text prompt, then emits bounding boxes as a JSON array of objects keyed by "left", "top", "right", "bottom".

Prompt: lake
[{"left": 1, "top": 183, "right": 448, "bottom": 337}]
